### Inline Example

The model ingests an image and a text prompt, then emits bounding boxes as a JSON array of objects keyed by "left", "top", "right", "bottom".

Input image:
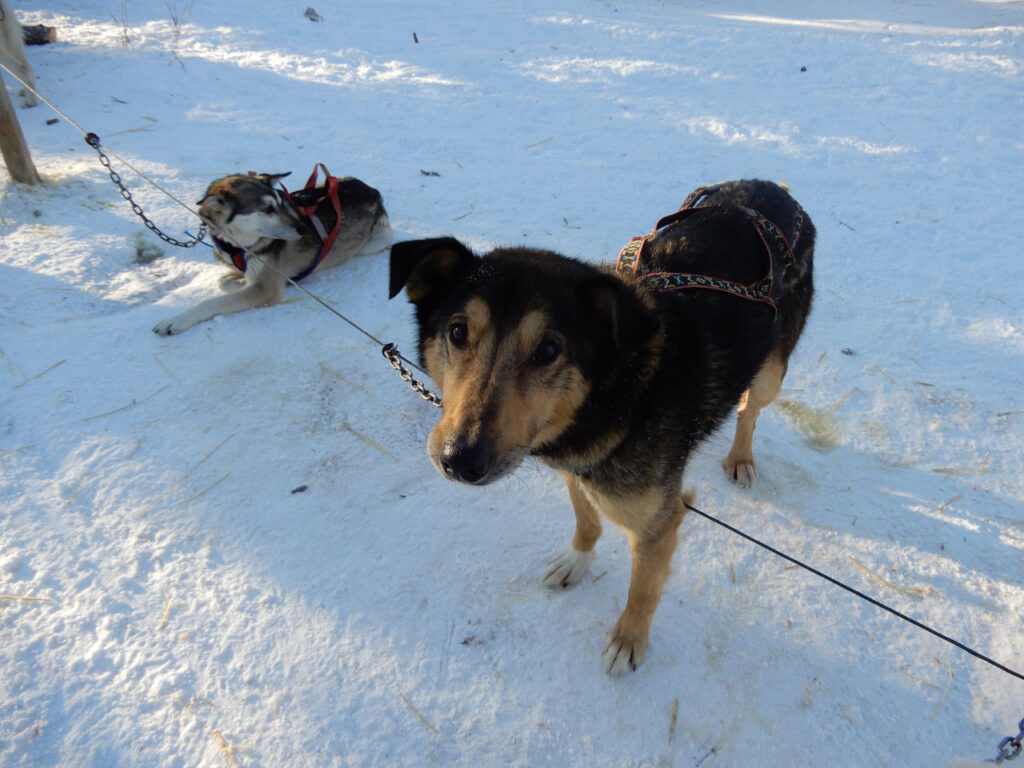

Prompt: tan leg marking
[
  {"left": 602, "top": 492, "right": 692, "bottom": 676},
  {"left": 542, "top": 474, "right": 603, "bottom": 588},
  {"left": 723, "top": 351, "right": 786, "bottom": 488}
]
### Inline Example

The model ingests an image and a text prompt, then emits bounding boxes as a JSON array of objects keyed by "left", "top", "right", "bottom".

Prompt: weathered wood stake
[{"left": 0, "top": 73, "right": 39, "bottom": 184}]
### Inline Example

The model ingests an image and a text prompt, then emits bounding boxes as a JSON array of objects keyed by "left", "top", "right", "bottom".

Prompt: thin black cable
[
  {"left": 250, "top": 255, "right": 432, "bottom": 378},
  {"left": 684, "top": 502, "right": 1024, "bottom": 683}
]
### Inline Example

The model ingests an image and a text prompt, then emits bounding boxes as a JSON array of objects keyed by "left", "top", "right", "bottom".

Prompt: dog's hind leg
[
  {"left": 602, "top": 491, "right": 690, "bottom": 676},
  {"left": 542, "top": 474, "right": 602, "bottom": 589},
  {"left": 723, "top": 351, "right": 786, "bottom": 488}
]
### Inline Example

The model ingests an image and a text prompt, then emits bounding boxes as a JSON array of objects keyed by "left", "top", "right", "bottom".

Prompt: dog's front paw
[
  {"left": 542, "top": 546, "right": 595, "bottom": 589},
  {"left": 153, "top": 313, "right": 196, "bottom": 336},
  {"left": 723, "top": 456, "right": 758, "bottom": 488},
  {"left": 602, "top": 617, "right": 648, "bottom": 676}
]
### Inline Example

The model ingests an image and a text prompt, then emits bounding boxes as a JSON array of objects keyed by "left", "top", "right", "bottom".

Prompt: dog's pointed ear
[
  {"left": 254, "top": 172, "right": 291, "bottom": 187},
  {"left": 389, "top": 237, "right": 478, "bottom": 302},
  {"left": 576, "top": 274, "right": 659, "bottom": 355}
]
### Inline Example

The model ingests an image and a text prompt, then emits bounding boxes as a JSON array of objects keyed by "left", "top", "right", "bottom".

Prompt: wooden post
[{"left": 0, "top": 72, "right": 40, "bottom": 185}]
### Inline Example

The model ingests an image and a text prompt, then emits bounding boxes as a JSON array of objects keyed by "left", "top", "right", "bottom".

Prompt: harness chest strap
[
  {"left": 212, "top": 235, "right": 250, "bottom": 273},
  {"left": 278, "top": 163, "right": 343, "bottom": 282},
  {"left": 218, "top": 164, "right": 344, "bottom": 281}
]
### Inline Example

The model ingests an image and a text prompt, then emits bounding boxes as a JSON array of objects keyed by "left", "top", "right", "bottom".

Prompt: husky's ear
[
  {"left": 576, "top": 274, "right": 659, "bottom": 355},
  {"left": 254, "top": 172, "right": 292, "bottom": 187},
  {"left": 196, "top": 192, "right": 224, "bottom": 210},
  {"left": 389, "top": 237, "right": 478, "bottom": 303}
]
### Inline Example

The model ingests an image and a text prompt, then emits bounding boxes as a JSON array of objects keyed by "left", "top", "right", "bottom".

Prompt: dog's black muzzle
[{"left": 438, "top": 436, "right": 496, "bottom": 485}]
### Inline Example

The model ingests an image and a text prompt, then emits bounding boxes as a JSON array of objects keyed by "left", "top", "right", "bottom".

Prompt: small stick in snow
[
  {"left": 668, "top": 699, "right": 679, "bottom": 744},
  {"left": 933, "top": 453, "right": 993, "bottom": 476},
  {"left": 14, "top": 359, "right": 66, "bottom": 390},
  {"left": 0, "top": 443, "right": 36, "bottom": 461},
  {"left": 138, "top": 433, "right": 236, "bottom": 517},
  {"left": 0, "top": 346, "right": 18, "bottom": 377},
  {"left": 868, "top": 365, "right": 893, "bottom": 382},
  {"left": 891, "top": 457, "right": 930, "bottom": 468},
  {"left": 936, "top": 495, "right": 962, "bottom": 514},
  {"left": 897, "top": 665, "right": 940, "bottom": 690},
  {"left": 848, "top": 556, "right": 925, "bottom": 600},
  {"left": 0, "top": 594, "right": 53, "bottom": 603},
  {"left": 158, "top": 597, "right": 183, "bottom": 630},
  {"left": 152, "top": 354, "right": 182, "bottom": 385},
  {"left": 176, "top": 472, "right": 231, "bottom": 506},
  {"left": 524, "top": 136, "right": 554, "bottom": 150},
  {"left": 63, "top": 473, "right": 91, "bottom": 506},
  {"left": 341, "top": 422, "right": 397, "bottom": 461},
  {"left": 931, "top": 658, "right": 954, "bottom": 719},
  {"left": 998, "top": 410, "right": 1024, "bottom": 418},
  {"left": 826, "top": 388, "right": 857, "bottom": 413},
  {"left": 82, "top": 385, "right": 169, "bottom": 422},
  {"left": 319, "top": 363, "right": 393, "bottom": 417},
  {"left": 213, "top": 730, "right": 240, "bottom": 768},
  {"left": 400, "top": 693, "right": 439, "bottom": 734}
]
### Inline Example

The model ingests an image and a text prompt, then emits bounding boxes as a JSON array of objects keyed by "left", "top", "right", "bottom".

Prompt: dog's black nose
[{"left": 439, "top": 437, "right": 495, "bottom": 485}]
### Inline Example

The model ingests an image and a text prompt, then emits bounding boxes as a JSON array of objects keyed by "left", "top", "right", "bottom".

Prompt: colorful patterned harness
[
  {"left": 616, "top": 184, "right": 806, "bottom": 313},
  {"left": 215, "top": 164, "right": 343, "bottom": 282}
]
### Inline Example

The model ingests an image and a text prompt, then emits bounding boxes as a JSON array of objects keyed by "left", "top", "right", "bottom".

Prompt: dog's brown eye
[
  {"left": 531, "top": 339, "right": 560, "bottom": 367},
  {"left": 262, "top": 205, "right": 275, "bottom": 214},
  {"left": 448, "top": 322, "right": 468, "bottom": 347}
]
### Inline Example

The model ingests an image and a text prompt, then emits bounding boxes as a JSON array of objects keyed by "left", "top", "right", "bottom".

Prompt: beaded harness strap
[{"left": 616, "top": 184, "right": 805, "bottom": 313}]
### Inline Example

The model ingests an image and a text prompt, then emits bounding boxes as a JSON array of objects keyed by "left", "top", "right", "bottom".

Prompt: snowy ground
[{"left": 2, "top": 1, "right": 1023, "bottom": 766}]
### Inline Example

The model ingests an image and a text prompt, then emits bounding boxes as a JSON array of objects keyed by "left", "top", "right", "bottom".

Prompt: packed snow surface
[{"left": 2, "top": 1, "right": 1022, "bottom": 766}]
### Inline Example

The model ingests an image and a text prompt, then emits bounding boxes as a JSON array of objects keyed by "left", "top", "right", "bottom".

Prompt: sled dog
[
  {"left": 154, "top": 170, "right": 389, "bottom": 335},
  {"left": 389, "top": 179, "right": 815, "bottom": 674}
]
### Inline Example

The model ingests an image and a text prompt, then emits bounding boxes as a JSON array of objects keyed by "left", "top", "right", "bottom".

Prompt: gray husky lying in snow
[{"left": 153, "top": 170, "right": 390, "bottom": 335}]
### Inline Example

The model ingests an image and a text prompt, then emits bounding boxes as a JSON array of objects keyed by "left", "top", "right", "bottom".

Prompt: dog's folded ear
[
  {"left": 576, "top": 274, "right": 659, "bottom": 356},
  {"left": 389, "top": 237, "right": 478, "bottom": 303}
]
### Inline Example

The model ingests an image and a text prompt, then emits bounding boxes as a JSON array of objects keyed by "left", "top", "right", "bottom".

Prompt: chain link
[
  {"left": 990, "top": 719, "right": 1024, "bottom": 764},
  {"left": 85, "top": 133, "right": 207, "bottom": 248},
  {"left": 382, "top": 344, "right": 442, "bottom": 408}
]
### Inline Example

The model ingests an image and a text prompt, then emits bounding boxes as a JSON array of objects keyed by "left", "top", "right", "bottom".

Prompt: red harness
[
  {"left": 616, "top": 185, "right": 805, "bottom": 312},
  {"left": 216, "top": 164, "right": 343, "bottom": 282}
]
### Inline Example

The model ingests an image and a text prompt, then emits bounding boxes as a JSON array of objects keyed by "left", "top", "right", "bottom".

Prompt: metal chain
[
  {"left": 84, "top": 133, "right": 207, "bottom": 248},
  {"left": 990, "top": 719, "right": 1024, "bottom": 764},
  {"left": 382, "top": 344, "right": 442, "bottom": 407}
]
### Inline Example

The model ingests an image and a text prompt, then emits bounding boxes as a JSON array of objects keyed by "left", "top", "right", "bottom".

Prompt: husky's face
[{"left": 197, "top": 174, "right": 304, "bottom": 249}]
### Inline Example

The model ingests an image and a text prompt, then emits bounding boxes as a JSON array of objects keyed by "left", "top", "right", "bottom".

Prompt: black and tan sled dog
[
  {"left": 388, "top": 179, "right": 815, "bottom": 675},
  {"left": 154, "top": 166, "right": 390, "bottom": 335}
]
